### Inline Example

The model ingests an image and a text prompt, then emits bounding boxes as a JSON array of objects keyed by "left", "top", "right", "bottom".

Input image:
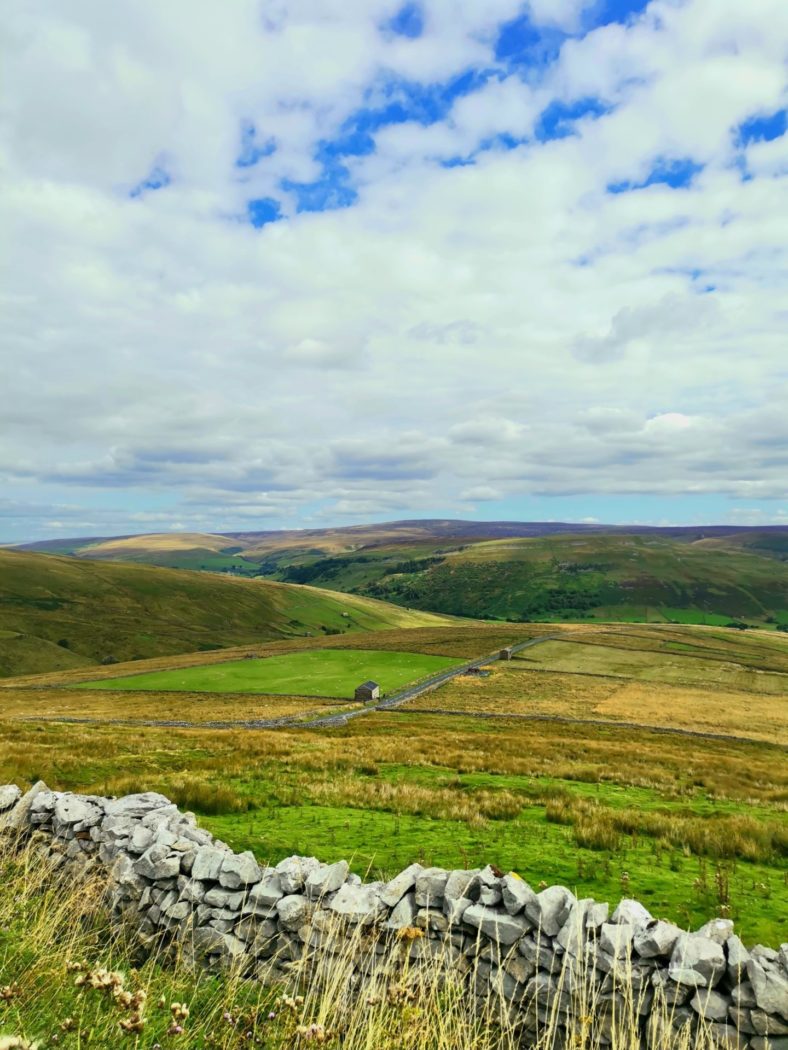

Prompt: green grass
[
  {"left": 79, "top": 648, "right": 464, "bottom": 698},
  {"left": 0, "top": 549, "right": 456, "bottom": 677}
]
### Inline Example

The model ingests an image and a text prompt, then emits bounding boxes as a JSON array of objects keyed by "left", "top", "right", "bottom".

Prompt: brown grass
[{"left": 0, "top": 687, "right": 358, "bottom": 724}]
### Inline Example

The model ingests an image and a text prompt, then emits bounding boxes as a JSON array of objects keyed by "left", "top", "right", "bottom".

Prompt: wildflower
[
  {"left": 1, "top": 983, "right": 21, "bottom": 1002},
  {"left": 267, "top": 1011, "right": 276, "bottom": 1020},
  {"left": 166, "top": 1023, "right": 185, "bottom": 1036},
  {"left": 58, "top": 1020, "right": 76, "bottom": 1033},
  {"left": 118, "top": 1013, "right": 145, "bottom": 1034},
  {"left": 170, "top": 1002, "right": 190, "bottom": 1022},
  {"left": 296, "top": 1022, "right": 327, "bottom": 1043}
]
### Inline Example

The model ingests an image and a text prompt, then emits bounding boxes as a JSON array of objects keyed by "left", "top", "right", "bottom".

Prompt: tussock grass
[
  {"left": 0, "top": 839, "right": 721, "bottom": 1050},
  {"left": 545, "top": 795, "right": 787, "bottom": 863}
]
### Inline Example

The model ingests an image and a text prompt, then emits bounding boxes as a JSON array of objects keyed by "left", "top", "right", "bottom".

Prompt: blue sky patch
[
  {"left": 236, "top": 120, "right": 277, "bottom": 168},
  {"left": 247, "top": 197, "right": 282, "bottom": 227},
  {"left": 494, "top": 13, "right": 566, "bottom": 73},
  {"left": 129, "top": 164, "right": 171, "bottom": 198},
  {"left": 608, "top": 156, "right": 703, "bottom": 193},
  {"left": 736, "top": 108, "right": 787, "bottom": 147},
  {"left": 384, "top": 3, "right": 424, "bottom": 39},
  {"left": 536, "top": 97, "right": 612, "bottom": 141},
  {"left": 584, "top": 0, "right": 652, "bottom": 29}
]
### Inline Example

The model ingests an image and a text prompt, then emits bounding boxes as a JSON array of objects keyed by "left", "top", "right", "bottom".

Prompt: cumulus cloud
[{"left": 1, "top": 0, "right": 787, "bottom": 539}]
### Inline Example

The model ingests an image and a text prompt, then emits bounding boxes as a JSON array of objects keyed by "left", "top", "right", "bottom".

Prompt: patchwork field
[
  {"left": 77, "top": 648, "right": 464, "bottom": 698},
  {"left": 1, "top": 623, "right": 785, "bottom": 944}
]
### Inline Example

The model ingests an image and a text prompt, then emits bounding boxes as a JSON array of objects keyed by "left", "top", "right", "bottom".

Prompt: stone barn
[
  {"left": 499, "top": 647, "right": 514, "bottom": 661},
  {"left": 354, "top": 680, "right": 380, "bottom": 702}
]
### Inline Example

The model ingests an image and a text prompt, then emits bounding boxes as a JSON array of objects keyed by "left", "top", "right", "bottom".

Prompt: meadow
[
  {"left": 77, "top": 648, "right": 464, "bottom": 698},
  {"left": 0, "top": 623, "right": 785, "bottom": 946}
]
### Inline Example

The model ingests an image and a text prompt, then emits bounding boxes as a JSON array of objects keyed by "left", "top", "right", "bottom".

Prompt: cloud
[{"left": 1, "top": 0, "right": 787, "bottom": 539}]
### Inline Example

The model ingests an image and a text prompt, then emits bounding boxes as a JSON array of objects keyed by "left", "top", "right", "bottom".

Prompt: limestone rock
[
  {"left": 463, "top": 904, "right": 528, "bottom": 945},
  {"left": 690, "top": 988, "right": 730, "bottom": 1021},
  {"left": 277, "top": 894, "right": 311, "bottom": 932},
  {"left": 669, "top": 934, "right": 726, "bottom": 988},
  {"left": 219, "top": 851, "right": 261, "bottom": 889},
  {"left": 611, "top": 898, "right": 652, "bottom": 927},
  {"left": 191, "top": 846, "right": 226, "bottom": 882},
  {"left": 415, "top": 867, "right": 449, "bottom": 907},
  {"left": 634, "top": 920, "right": 682, "bottom": 959},
  {"left": 305, "top": 860, "right": 349, "bottom": 899},
  {"left": 330, "top": 882, "right": 385, "bottom": 925},
  {"left": 525, "top": 885, "right": 575, "bottom": 937},
  {"left": 3, "top": 780, "right": 50, "bottom": 832},
  {"left": 379, "top": 862, "right": 423, "bottom": 907},
  {"left": 501, "top": 874, "right": 536, "bottom": 917},
  {"left": 0, "top": 785, "right": 22, "bottom": 812},
  {"left": 386, "top": 891, "right": 418, "bottom": 930},
  {"left": 104, "top": 792, "right": 172, "bottom": 819},
  {"left": 748, "top": 958, "right": 788, "bottom": 1017}
]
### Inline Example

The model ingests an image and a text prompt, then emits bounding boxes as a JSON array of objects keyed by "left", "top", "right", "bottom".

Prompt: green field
[
  {"left": 79, "top": 648, "right": 464, "bottom": 698},
  {"left": 2, "top": 623, "right": 786, "bottom": 944}
]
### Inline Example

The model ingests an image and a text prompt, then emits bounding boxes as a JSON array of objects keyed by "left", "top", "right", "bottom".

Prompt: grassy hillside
[
  {"left": 18, "top": 522, "right": 788, "bottom": 627},
  {"left": 281, "top": 533, "right": 788, "bottom": 628},
  {"left": 0, "top": 549, "right": 457, "bottom": 677}
]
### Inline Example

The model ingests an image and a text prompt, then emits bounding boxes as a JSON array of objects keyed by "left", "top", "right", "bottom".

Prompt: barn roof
[{"left": 357, "top": 680, "right": 379, "bottom": 689}]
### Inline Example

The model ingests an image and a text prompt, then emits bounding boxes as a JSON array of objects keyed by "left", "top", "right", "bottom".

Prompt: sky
[{"left": 1, "top": 0, "right": 787, "bottom": 542}]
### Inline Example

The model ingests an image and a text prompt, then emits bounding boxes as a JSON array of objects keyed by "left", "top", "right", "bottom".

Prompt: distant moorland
[{"left": 16, "top": 519, "right": 788, "bottom": 630}]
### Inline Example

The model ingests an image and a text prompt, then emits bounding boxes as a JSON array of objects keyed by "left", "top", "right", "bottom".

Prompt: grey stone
[
  {"left": 130, "top": 826, "right": 155, "bottom": 853},
  {"left": 611, "top": 898, "right": 652, "bottom": 927},
  {"left": 587, "top": 901, "right": 610, "bottom": 930},
  {"left": 305, "top": 860, "right": 349, "bottom": 899},
  {"left": 670, "top": 934, "right": 726, "bottom": 988},
  {"left": 600, "top": 921, "right": 635, "bottom": 958},
  {"left": 709, "top": 1023, "right": 748, "bottom": 1050},
  {"left": 244, "top": 876, "right": 284, "bottom": 913},
  {"left": 219, "top": 851, "right": 261, "bottom": 889},
  {"left": 191, "top": 846, "right": 226, "bottom": 882},
  {"left": 634, "top": 920, "right": 682, "bottom": 959},
  {"left": 751, "top": 1039, "right": 788, "bottom": 1050},
  {"left": 463, "top": 904, "right": 528, "bottom": 945},
  {"left": 690, "top": 988, "right": 730, "bottom": 1021},
  {"left": 731, "top": 983, "right": 758, "bottom": 1008},
  {"left": 274, "top": 856, "right": 320, "bottom": 895},
  {"left": 748, "top": 958, "right": 788, "bottom": 1017},
  {"left": 727, "top": 934, "right": 752, "bottom": 984},
  {"left": 699, "top": 918, "right": 735, "bottom": 945},
  {"left": 379, "top": 862, "right": 423, "bottom": 907},
  {"left": 751, "top": 1011, "right": 788, "bottom": 1037},
  {"left": 54, "top": 795, "right": 103, "bottom": 828},
  {"left": 526, "top": 885, "right": 575, "bottom": 937},
  {"left": 330, "top": 882, "right": 385, "bottom": 925},
  {"left": 277, "top": 894, "right": 311, "bottom": 932},
  {"left": 504, "top": 953, "right": 535, "bottom": 985},
  {"left": 415, "top": 867, "right": 449, "bottom": 907},
  {"left": 444, "top": 868, "right": 480, "bottom": 903},
  {"left": 134, "top": 843, "right": 180, "bottom": 881},
  {"left": 104, "top": 792, "right": 172, "bottom": 819},
  {"left": 0, "top": 784, "right": 21, "bottom": 812},
  {"left": 386, "top": 890, "right": 420, "bottom": 932},
  {"left": 1, "top": 780, "right": 49, "bottom": 832},
  {"left": 501, "top": 874, "right": 536, "bottom": 916},
  {"left": 444, "top": 895, "right": 473, "bottom": 926}
]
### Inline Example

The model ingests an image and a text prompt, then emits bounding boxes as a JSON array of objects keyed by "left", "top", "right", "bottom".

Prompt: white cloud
[{"left": 1, "top": 0, "right": 787, "bottom": 538}]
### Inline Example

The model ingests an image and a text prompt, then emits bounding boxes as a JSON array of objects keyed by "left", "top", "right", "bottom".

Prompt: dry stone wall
[{"left": 1, "top": 782, "right": 787, "bottom": 1049}]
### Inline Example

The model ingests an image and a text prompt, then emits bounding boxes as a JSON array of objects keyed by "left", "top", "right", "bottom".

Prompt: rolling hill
[
  {"left": 11, "top": 520, "right": 788, "bottom": 630},
  {"left": 0, "top": 548, "right": 457, "bottom": 677}
]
